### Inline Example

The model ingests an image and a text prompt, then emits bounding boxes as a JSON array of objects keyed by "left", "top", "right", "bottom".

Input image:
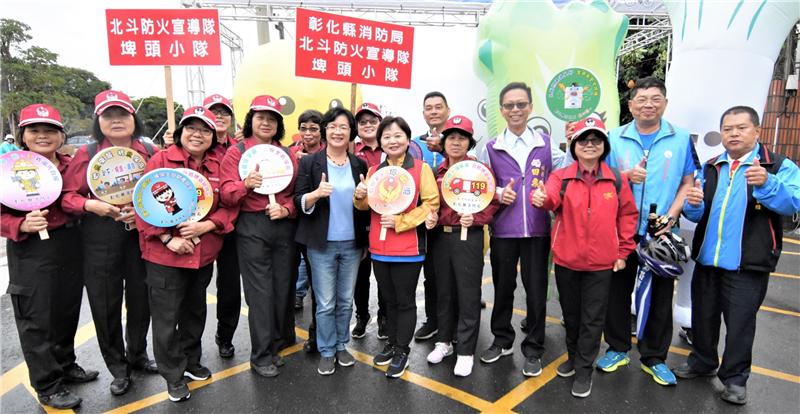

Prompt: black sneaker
[
  {"left": 479, "top": 344, "right": 513, "bottom": 363},
  {"left": 216, "top": 335, "right": 235, "bottom": 359},
  {"left": 571, "top": 377, "right": 592, "bottom": 398},
  {"left": 377, "top": 316, "right": 388, "bottom": 340},
  {"left": 721, "top": 383, "right": 747, "bottom": 405},
  {"left": 251, "top": 363, "right": 279, "bottom": 378},
  {"left": 184, "top": 365, "right": 212, "bottom": 381},
  {"left": 318, "top": 356, "right": 336, "bottom": 375},
  {"left": 386, "top": 351, "right": 409, "bottom": 378},
  {"left": 523, "top": 357, "right": 543, "bottom": 377},
  {"left": 673, "top": 363, "right": 716, "bottom": 379},
  {"left": 557, "top": 359, "right": 575, "bottom": 377},
  {"left": 337, "top": 350, "right": 356, "bottom": 367},
  {"left": 130, "top": 358, "right": 158, "bottom": 374},
  {"left": 521, "top": 318, "right": 530, "bottom": 333},
  {"left": 38, "top": 389, "right": 82, "bottom": 409},
  {"left": 63, "top": 363, "right": 99, "bottom": 383},
  {"left": 109, "top": 376, "right": 131, "bottom": 396},
  {"left": 373, "top": 344, "right": 395, "bottom": 366},
  {"left": 167, "top": 381, "right": 191, "bottom": 402},
  {"left": 352, "top": 317, "right": 368, "bottom": 339},
  {"left": 414, "top": 323, "right": 438, "bottom": 340}
]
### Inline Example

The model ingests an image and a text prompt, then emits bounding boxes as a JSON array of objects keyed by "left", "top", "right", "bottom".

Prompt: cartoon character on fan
[
  {"left": 152, "top": 181, "right": 182, "bottom": 215},
  {"left": 11, "top": 159, "right": 42, "bottom": 196}
]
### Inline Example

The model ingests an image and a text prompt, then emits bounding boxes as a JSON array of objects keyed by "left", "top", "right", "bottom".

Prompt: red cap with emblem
[
  {"left": 94, "top": 90, "right": 135, "bottom": 115},
  {"left": 203, "top": 93, "right": 233, "bottom": 113},
  {"left": 180, "top": 106, "right": 218, "bottom": 131},
  {"left": 355, "top": 102, "right": 382, "bottom": 120},
  {"left": 249, "top": 95, "right": 282, "bottom": 117},
  {"left": 441, "top": 115, "right": 474, "bottom": 137},
  {"left": 151, "top": 181, "right": 170, "bottom": 196},
  {"left": 18, "top": 104, "right": 64, "bottom": 129}
]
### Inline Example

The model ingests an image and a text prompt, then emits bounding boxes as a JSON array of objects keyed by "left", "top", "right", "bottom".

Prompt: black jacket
[{"left": 294, "top": 150, "right": 369, "bottom": 249}]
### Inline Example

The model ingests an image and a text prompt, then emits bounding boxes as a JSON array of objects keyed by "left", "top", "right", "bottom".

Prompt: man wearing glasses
[
  {"left": 479, "top": 82, "right": 568, "bottom": 376},
  {"left": 597, "top": 77, "right": 698, "bottom": 386}
]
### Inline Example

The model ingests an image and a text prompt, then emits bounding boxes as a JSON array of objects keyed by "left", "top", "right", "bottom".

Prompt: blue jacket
[
  {"left": 684, "top": 143, "right": 800, "bottom": 272},
  {"left": 410, "top": 135, "right": 445, "bottom": 171},
  {"left": 606, "top": 120, "right": 698, "bottom": 236}
]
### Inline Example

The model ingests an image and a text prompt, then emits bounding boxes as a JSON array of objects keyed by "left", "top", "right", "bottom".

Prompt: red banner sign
[
  {"left": 295, "top": 8, "right": 414, "bottom": 89},
  {"left": 105, "top": 9, "right": 221, "bottom": 66}
]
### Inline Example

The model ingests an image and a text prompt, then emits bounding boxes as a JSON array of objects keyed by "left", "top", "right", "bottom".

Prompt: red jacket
[
  {"left": 219, "top": 137, "right": 297, "bottom": 217},
  {"left": 1, "top": 153, "right": 76, "bottom": 242},
  {"left": 136, "top": 145, "right": 236, "bottom": 269},
  {"left": 435, "top": 157, "right": 500, "bottom": 227},
  {"left": 62, "top": 138, "right": 158, "bottom": 215},
  {"left": 540, "top": 162, "right": 638, "bottom": 271}
]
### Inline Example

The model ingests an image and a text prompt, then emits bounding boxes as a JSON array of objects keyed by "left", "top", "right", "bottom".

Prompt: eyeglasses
[
  {"left": 575, "top": 137, "right": 603, "bottom": 147},
  {"left": 210, "top": 109, "right": 231, "bottom": 117},
  {"left": 326, "top": 124, "right": 351, "bottom": 132},
  {"left": 358, "top": 119, "right": 379, "bottom": 126},
  {"left": 501, "top": 102, "right": 530, "bottom": 111},
  {"left": 631, "top": 96, "right": 665, "bottom": 105},
  {"left": 184, "top": 125, "right": 214, "bottom": 137},
  {"left": 299, "top": 126, "right": 320, "bottom": 133}
]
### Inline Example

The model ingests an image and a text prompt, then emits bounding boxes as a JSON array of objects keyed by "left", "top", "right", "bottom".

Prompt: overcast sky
[{"left": 5, "top": 0, "right": 270, "bottom": 107}]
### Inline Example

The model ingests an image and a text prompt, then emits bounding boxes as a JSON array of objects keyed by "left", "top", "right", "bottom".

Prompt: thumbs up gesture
[
  {"left": 354, "top": 173, "right": 368, "bottom": 200},
  {"left": 315, "top": 172, "right": 333, "bottom": 198},
  {"left": 744, "top": 158, "right": 768, "bottom": 187},
  {"left": 500, "top": 178, "right": 517, "bottom": 205},
  {"left": 628, "top": 156, "right": 648, "bottom": 184},
  {"left": 530, "top": 181, "right": 547, "bottom": 208},
  {"left": 244, "top": 163, "right": 263, "bottom": 189},
  {"left": 686, "top": 178, "right": 704, "bottom": 207}
]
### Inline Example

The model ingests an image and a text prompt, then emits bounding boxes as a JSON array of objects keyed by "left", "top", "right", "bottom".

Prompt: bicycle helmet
[{"left": 637, "top": 233, "right": 690, "bottom": 279}]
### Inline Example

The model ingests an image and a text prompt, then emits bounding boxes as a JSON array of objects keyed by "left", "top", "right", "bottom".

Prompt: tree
[
  {"left": 132, "top": 96, "right": 183, "bottom": 144},
  {"left": 0, "top": 18, "right": 110, "bottom": 136}
]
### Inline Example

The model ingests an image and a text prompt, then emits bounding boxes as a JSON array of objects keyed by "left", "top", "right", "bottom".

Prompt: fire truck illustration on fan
[{"left": 449, "top": 178, "right": 488, "bottom": 197}]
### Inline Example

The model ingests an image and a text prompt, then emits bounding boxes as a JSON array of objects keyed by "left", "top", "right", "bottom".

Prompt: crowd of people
[{"left": 3, "top": 76, "right": 799, "bottom": 409}]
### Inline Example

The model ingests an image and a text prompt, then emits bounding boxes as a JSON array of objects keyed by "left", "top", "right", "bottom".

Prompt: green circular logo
[{"left": 546, "top": 67, "right": 601, "bottom": 122}]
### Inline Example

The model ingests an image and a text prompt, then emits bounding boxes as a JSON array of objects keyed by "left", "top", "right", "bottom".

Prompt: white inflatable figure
[{"left": 663, "top": 0, "right": 799, "bottom": 334}]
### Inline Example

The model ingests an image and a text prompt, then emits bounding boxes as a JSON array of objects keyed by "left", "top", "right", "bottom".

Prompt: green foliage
[
  {"left": 1, "top": 18, "right": 110, "bottom": 135},
  {"left": 132, "top": 96, "right": 183, "bottom": 143}
]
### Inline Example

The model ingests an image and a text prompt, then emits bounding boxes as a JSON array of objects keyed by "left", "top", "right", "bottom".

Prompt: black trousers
[
  {"left": 555, "top": 265, "right": 612, "bottom": 379},
  {"left": 433, "top": 227, "right": 483, "bottom": 355},
  {"left": 422, "top": 230, "right": 438, "bottom": 327},
  {"left": 354, "top": 253, "right": 386, "bottom": 320},
  {"left": 298, "top": 245, "right": 317, "bottom": 341},
  {"left": 236, "top": 212, "right": 297, "bottom": 366},
  {"left": 489, "top": 236, "right": 550, "bottom": 358},
  {"left": 215, "top": 231, "right": 240, "bottom": 344},
  {"left": 372, "top": 260, "right": 423, "bottom": 354},
  {"left": 146, "top": 262, "right": 213, "bottom": 384},
  {"left": 687, "top": 264, "right": 769, "bottom": 386},
  {"left": 603, "top": 246, "right": 639, "bottom": 354},
  {"left": 6, "top": 225, "right": 83, "bottom": 395},
  {"left": 81, "top": 215, "right": 151, "bottom": 379}
]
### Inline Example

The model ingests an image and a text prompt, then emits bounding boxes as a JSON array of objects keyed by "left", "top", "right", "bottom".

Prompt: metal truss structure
[{"left": 181, "top": 0, "right": 673, "bottom": 100}]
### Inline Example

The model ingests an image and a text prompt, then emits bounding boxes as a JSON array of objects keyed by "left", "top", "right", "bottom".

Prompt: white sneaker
[
  {"left": 454, "top": 355, "right": 474, "bottom": 377},
  {"left": 426, "top": 342, "right": 453, "bottom": 364}
]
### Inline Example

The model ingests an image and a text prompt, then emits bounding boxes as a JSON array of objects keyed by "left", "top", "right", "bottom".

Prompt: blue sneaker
[
  {"left": 642, "top": 363, "right": 677, "bottom": 386},
  {"left": 596, "top": 351, "right": 630, "bottom": 372}
]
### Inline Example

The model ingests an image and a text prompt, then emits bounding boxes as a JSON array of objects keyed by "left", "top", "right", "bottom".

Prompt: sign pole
[
  {"left": 350, "top": 82, "right": 357, "bottom": 112},
  {"left": 165, "top": 65, "right": 176, "bottom": 132}
]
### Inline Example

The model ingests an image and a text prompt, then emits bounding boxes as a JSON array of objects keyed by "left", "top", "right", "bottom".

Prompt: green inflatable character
[{"left": 475, "top": 0, "right": 628, "bottom": 141}]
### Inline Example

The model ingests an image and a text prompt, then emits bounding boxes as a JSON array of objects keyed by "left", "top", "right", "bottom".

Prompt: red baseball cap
[
  {"left": 355, "top": 102, "right": 382, "bottom": 120},
  {"left": 249, "top": 95, "right": 282, "bottom": 117},
  {"left": 203, "top": 93, "right": 233, "bottom": 113},
  {"left": 151, "top": 181, "right": 169, "bottom": 196},
  {"left": 18, "top": 104, "right": 64, "bottom": 129},
  {"left": 572, "top": 114, "right": 608, "bottom": 140},
  {"left": 94, "top": 90, "right": 135, "bottom": 115},
  {"left": 441, "top": 115, "right": 474, "bottom": 137},
  {"left": 180, "top": 106, "right": 217, "bottom": 131}
]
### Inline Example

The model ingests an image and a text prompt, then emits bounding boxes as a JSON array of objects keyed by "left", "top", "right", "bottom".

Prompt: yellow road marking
[
  {"left": 782, "top": 251, "right": 800, "bottom": 256},
  {"left": 347, "top": 349, "right": 495, "bottom": 412},
  {"left": 104, "top": 333, "right": 307, "bottom": 414},
  {"left": 783, "top": 237, "right": 800, "bottom": 245},
  {"left": 483, "top": 353, "right": 569, "bottom": 413},
  {"left": 760, "top": 305, "right": 800, "bottom": 318},
  {"left": 771, "top": 272, "right": 800, "bottom": 280},
  {"left": 482, "top": 277, "right": 492, "bottom": 286}
]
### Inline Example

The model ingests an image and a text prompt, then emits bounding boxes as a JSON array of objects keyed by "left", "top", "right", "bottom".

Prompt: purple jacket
[{"left": 483, "top": 129, "right": 554, "bottom": 238}]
